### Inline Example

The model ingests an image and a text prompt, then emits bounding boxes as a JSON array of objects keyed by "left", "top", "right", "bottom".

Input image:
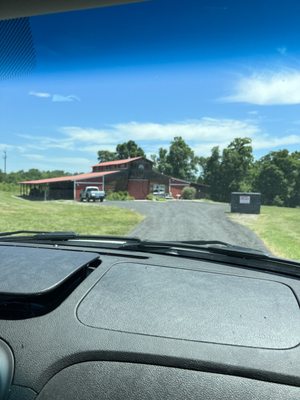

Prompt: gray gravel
[{"left": 104, "top": 200, "right": 268, "bottom": 253}]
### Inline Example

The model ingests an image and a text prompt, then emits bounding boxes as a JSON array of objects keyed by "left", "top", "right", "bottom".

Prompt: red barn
[{"left": 20, "top": 157, "right": 208, "bottom": 200}]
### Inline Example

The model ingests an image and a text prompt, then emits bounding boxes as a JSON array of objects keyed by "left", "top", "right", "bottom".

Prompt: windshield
[{"left": 0, "top": 0, "right": 300, "bottom": 261}]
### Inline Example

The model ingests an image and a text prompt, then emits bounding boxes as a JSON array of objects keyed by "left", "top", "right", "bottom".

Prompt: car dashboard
[{"left": 0, "top": 242, "right": 299, "bottom": 399}]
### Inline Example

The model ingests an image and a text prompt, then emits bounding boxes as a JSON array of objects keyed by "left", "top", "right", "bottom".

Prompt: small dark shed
[{"left": 231, "top": 192, "right": 261, "bottom": 214}]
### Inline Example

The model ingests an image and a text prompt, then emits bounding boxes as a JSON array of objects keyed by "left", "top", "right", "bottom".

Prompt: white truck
[{"left": 80, "top": 186, "right": 105, "bottom": 202}]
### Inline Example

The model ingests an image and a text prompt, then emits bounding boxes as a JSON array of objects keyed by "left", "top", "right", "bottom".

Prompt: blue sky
[{"left": 1, "top": 0, "right": 300, "bottom": 172}]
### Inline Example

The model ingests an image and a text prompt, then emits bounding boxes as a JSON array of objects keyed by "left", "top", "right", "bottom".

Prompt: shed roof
[
  {"left": 170, "top": 177, "right": 190, "bottom": 184},
  {"left": 20, "top": 170, "right": 120, "bottom": 185}
]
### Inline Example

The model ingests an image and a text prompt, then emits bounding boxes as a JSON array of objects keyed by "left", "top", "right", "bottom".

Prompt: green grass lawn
[
  {"left": 230, "top": 206, "right": 300, "bottom": 260},
  {"left": 0, "top": 191, "right": 143, "bottom": 236}
]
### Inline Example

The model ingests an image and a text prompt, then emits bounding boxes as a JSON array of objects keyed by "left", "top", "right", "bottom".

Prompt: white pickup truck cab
[{"left": 80, "top": 186, "right": 106, "bottom": 202}]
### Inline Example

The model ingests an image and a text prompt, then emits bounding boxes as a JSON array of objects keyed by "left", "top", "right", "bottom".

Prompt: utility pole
[{"left": 3, "top": 150, "right": 7, "bottom": 174}]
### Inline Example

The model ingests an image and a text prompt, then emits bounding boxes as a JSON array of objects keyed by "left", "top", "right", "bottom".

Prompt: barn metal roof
[
  {"left": 170, "top": 177, "right": 190, "bottom": 184},
  {"left": 92, "top": 156, "right": 152, "bottom": 168},
  {"left": 20, "top": 170, "right": 120, "bottom": 185}
]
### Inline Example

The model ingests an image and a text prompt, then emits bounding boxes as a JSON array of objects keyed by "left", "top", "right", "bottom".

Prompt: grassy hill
[
  {"left": 230, "top": 206, "right": 300, "bottom": 261},
  {"left": 0, "top": 191, "right": 143, "bottom": 236}
]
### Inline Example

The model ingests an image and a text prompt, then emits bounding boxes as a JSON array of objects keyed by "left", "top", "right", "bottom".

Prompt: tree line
[
  {"left": 1, "top": 138, "right": 299, "bottom": 207},
  {"left": 199, "top": 138, "right": 300, "bottom": 207},
  {"left": 98, "top": 137, "right": 300, "bottom": 207},
  {"left": 0, "top": 169, "right": 72, "bottom": 185}
]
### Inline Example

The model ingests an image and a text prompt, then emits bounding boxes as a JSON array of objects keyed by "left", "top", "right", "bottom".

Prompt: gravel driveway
[{"left": 104, "top": 200, "right": 268, "bottom": 253}]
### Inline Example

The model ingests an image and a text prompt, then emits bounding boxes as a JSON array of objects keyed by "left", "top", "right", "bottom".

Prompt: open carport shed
[{"left": 19, "top": 170, "right": 123, "bottom": 201}]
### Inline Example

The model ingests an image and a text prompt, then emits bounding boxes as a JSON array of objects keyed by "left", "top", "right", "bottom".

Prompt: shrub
[
  {"left": 106, "top": 191, "right": 135, "bottom": 201},
  {"left": 181, "top": 186, "right": 196, "bottom": 200},
  {"left": 273, "top": 195, "right": 284, "bottom": 207},
  {"left": 0, "top": 182, "right": 19, "bottom": 193},
  {"left": 106, "top": 192, "right": 121, "bottom": 200},
  {"left": 146, "top": 193, "right": 167, "bottom": 201},
  {"left": 155, "top": 196, "right": 166, "bottom": 202}
]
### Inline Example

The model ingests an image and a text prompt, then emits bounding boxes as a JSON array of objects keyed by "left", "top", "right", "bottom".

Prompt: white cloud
[
  {"left": 0, "top": 143, "right": 11, "bottom": 151},
  {"left": 223, "top": 70, "right": 300, "bottom": 105},
  {"left": 18, "top": 133, "right": 74, "bottom": 151},
  {"left": 62, "top": 118, "right": 260, "bottom": 144},
  {"left": 252, "top": 134, "right": 300, "bottom": 150},
  {"left": 113, "top": 119, "right": 260, "bottom": 141},
  {"left": 60, "top": 126, "right": 114, "bottom": 144},
  {"left": 28, "top": 91, "right": 80, "bottom": 102},
  {"left": 66, "top": 121, "right": 300, "bottom": 155},
  {"left": 16, "top": 118, "right": 300, "bottom": 171},
  {"left": 17, "top": 119, "right": 260, "bottom": 163},
  {"left": 29, "top": 91, "right": 51, "bottom": 98},
  {"left": 23, "top": 153, "right": 45, "bottom": 161},
  {"left": 0, "top": 143, "right": 24, "bottom": 153},
  {"left": 52, "top": 94, "right": 80, "bottom": 103},
  {"left": 191, "top": 134, "right": 300, "bottom": 156}
]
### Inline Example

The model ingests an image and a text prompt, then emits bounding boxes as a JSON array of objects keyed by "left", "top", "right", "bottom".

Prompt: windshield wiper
[
  {"left": 121, "top": 240, "right": 300, "bottom": 278},
  {"left": 121, "top": 240, "right": 269, "bottom": 259},
  {"left": 0, "top": 230, "right": 78, "bottom": 240},
  {"left": 0, "top": 230, "right": 141, "bottom": 244},
  {"left": 1, "top": 232, "right": 299, "bottom": 276},
  {"left": 0, "top": 231, "right": 268, "bottom": 258}
]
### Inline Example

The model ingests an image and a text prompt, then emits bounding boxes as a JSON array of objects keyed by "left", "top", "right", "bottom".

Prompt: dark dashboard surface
[
  {"left": 78, "top": 261, "right": 300, "bottom": 348},
  {"left": 0, "top": 246, "right": 99, "bottom": 295},
  {"left": 0, "top": 242, "right": 299, "bottom": 399}
]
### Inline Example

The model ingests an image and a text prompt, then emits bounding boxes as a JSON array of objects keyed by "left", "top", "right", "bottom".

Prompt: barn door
[{"left": 128, "top": 180, "right": 149, "bottom": 199}]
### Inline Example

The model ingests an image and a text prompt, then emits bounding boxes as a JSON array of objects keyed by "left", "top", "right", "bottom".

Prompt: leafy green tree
[
  {"left": 0, "top": 169, "right": 5, "bottom": 182},
  {"left": 290, "top": 169, "right": 300, "bottom": 207},
  {"left": 154, "top": 137, "right": 198, "bottom": 181},
  {"left": 254, "top": 150, "right": 300, "bottom": 206},
  {"left": 153, "top": 147, "right": 172, "bottom": 176},
  {"left": 24, "top": 169, "right": 42, "bottom": 180},
  {"left": 219, "top": 138, "right": 254, "bottom": 201},
  {"left": 167, "top": 137, "right": 199, "bottom": 180},
  {"left": 97, "top": 150, "right": 117, "bottom": 163},
  {"left": 181, "top": 186, "right": 196, "bottom": 199},
  {"left": 116, "top": 140, "right": 145, "bottom": 159},
  {"left": 255, "top": 163, "right": 288, "bottom": 205},
  {"left": 143, "top": 136, "right": 300, "bottom": 207},
  {"left": 199, "top": 146, "right": 221, "bottom": 200},
  {"left": 199, "top": 138, "right": 254, "bottom": 202},
  {"left": 44, "top": 170, "right": 71, "bottom": 178},
  {"left": 282, "top": 150, "right": 300, "bottom": 206},
  {"left": 259, "top": 150, "right": 295, "bottom": 184}
]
